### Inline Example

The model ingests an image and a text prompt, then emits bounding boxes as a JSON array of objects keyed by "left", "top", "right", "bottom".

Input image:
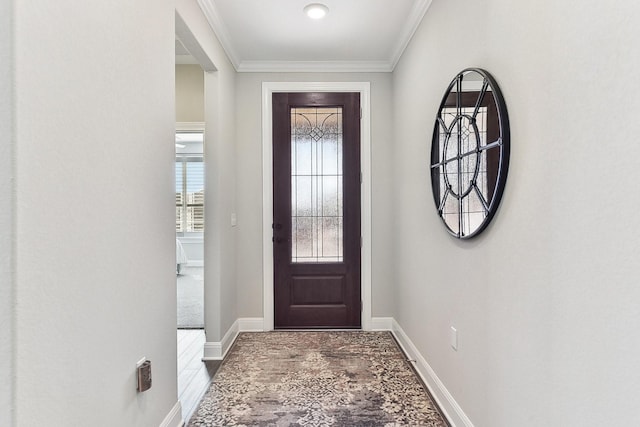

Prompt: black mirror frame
[{"left": 430, "top": 68, "right": 510, "bottom": 239}]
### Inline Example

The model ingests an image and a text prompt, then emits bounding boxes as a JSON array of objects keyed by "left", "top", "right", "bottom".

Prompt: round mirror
[{"left": 430, "top": 68, "right": 510, "bottom": 239}]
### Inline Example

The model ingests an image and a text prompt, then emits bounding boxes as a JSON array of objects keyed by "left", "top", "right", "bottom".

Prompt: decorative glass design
[
  {"left": 291, "top": 107, "right": 343, "bottom": 263},
  {"left": 438, "top": 106, "right": 488, "bottom": 235}
]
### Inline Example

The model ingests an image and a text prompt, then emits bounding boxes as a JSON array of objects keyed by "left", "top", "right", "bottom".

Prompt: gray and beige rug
[{"left": 188, "top": 331, "right": 448, "bottom": 426}]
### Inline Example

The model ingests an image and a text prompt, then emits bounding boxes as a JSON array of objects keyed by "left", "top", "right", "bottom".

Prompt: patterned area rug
[{"left": 188, "top": 331, "right": 448, "bottom": 426}]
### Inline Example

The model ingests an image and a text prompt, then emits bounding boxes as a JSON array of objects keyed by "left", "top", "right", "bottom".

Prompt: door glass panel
[{"left": 291, "top": 107, "right": 343, "bottom": 263}]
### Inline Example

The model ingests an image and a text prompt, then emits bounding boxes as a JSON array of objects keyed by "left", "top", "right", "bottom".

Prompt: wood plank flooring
[{"left": 177, "top": 329, "right": 221, "bottom": 424}]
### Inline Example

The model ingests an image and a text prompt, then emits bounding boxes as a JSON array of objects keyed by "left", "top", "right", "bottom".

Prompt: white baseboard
[
  {"left": 370, "top": 316, "right": 394, "bottom": 331},
  {"left": 203, "top": 320, "right": 238, "bottom": 360},
  {"left": 202, "top": 318, "right": 265, "bottom": 360},
  {"left": 390, "top": 319, "right": 474, "bottom": 427},
  {"left": 159, "top": 401, "right": 184, "bottom": 427},
  {"left": 202, "top": 341, "right": 222, "bottom": 360},
  {"left": 238, "top": 317, "right": 265, "bottom": 331}
]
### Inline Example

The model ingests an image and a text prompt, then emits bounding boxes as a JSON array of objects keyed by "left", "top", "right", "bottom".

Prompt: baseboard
[
  {"left": 370, "top": 316, "right": 394, "bottom": 331},
  {"left": 390, "top": 319, "right": 474, "bottom": 427},
  {"left": 203, "top": 320, "right": 238, "bottom": 360},
  {"left": 202, "top": 318, "right": 265, "bottom": 360},
  {"left": 202, "top": 341, "right": 222, "bottom": 360},
  {"left": 159, "top": 401, "right": 184, "bottom": 427},
  {"left": 238, "top": 317, "right": 265, "bottom": 331}
]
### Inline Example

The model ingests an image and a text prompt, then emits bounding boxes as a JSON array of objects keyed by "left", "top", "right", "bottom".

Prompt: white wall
[
  {"left": 176, "top": 0, "right": 238, "bottom": 342},
  {"left": 14, "top": 0, "right": 178, "bottom": 425},
  {"left": 0, "top": 0, "right": 15, "bottom": 424},
  {"left": 235, "top": 72, "right": 394, "bottom": 319},
  {"left": 392, "top": 0, "right": 640, "bottom": 425}
]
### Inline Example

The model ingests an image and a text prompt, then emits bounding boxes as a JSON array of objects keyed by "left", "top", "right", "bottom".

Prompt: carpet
[
  {"left": 177, "top": 266, "right": 204, "bottom": 329},
  {"left": 188, "top": 331, "right": 448, "bottom": 426}
]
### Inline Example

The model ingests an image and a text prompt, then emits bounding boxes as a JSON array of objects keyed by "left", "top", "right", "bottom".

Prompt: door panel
[
  {"left": 290, "top": 276, "right": 345, "bottom": 305},
  {"left": 273, "top": 92, "right": 361, "bottom": 329}
]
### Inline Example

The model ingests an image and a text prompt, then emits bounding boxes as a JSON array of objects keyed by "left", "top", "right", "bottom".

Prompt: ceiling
[{"left": 195, "top": 0, "right": 432, "bottom": 72}]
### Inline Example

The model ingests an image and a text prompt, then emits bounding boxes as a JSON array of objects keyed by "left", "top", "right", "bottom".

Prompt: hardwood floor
[{"left": 177, "top": 329, "right": 221, "bottom": 424}]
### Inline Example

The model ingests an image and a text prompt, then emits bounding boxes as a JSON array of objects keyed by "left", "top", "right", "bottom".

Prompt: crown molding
[
  {"left": 389, "top": 0, "right": 433, "bottom": 69},
  {"left": 197, "top": 0, "right": 432, "bottom": 73},
  {"left": 197, "top": 0, "right": 240, "bottom": 70},
  {"left": 237, "top": 60, "right": 393, "bottom": 73}
]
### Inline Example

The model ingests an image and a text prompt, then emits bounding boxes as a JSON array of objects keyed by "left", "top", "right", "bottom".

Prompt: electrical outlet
[{"left": 450, "top": 326, "right": 458, "bottom": 351}]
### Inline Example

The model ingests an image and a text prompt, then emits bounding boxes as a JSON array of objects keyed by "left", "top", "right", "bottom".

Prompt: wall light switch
[
  {"left": 231, "top": 213, "right": 237, "bottom": 227},
  {"left": 450, "top": 326, "right": 458, "bottom": 351}
]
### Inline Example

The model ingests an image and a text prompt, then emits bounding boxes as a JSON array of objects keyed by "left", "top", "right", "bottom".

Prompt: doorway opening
[
  {"left": 175, "top": 11, "right": 222, "bottom": 423},
  {"left": 175, "top": 126, "right": 207, "bottom": 421},
  {"left": 175, "top": 38, "right": 209, "bottom": 421},
  {"left": 176, "top": 128, "right": 205, "bottom": 329}
]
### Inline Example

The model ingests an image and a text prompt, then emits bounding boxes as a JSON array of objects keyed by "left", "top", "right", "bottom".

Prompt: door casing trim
[{"left": 261, "top": 82, "right": 372, "bottom": 331}]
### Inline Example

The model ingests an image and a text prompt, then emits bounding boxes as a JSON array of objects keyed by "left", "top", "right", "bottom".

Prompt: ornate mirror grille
[{"left": 430, "top": 68, "right": 510, "bottom": 239}]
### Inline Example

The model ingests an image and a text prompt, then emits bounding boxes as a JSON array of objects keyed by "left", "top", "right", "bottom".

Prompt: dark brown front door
[{"left": 273, "top": 92, "right": 361, "bottom": 329}]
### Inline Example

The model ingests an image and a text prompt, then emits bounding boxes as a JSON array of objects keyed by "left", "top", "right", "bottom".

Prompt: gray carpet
[{"left": 177, "top": 266, "right": 204, "bottom": 328}]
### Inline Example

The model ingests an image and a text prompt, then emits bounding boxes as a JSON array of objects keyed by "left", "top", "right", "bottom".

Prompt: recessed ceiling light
[{"left": 304, "top": 3, "right": 329, "bottom": 20}]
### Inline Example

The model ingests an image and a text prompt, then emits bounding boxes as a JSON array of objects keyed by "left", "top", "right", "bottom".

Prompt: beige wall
[
  {"left": 176, "top": 64, "right": 204, "bottom": 122},
  {"left": 235, "top": 72, "right": 395, "bottom": 319},
  {"left": 0, "top": 0, "right": 14, "bottom": 424},
  {"left": 14, "top": 0, "right": 177, "bottom": 425},
  {"left": 392, "top": 0, "right": 640, "bottom": 425}
]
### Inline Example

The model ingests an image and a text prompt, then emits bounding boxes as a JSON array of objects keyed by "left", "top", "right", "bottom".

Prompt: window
[
  {"left": 176, "top": 131, "right": 204, "bottom": 234},
  {"left": 290, "top": 106, "right": 344, "bottom": 263}
]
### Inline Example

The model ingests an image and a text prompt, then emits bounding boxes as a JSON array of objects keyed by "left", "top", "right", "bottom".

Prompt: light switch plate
[{"left": 450, "top": 326, "right": 458, "bottom": 351}]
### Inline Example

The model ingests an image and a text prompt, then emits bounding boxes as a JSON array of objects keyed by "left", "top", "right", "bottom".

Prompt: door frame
[{"left": 261, "top": 82, "right": 372, "bottom": 331}]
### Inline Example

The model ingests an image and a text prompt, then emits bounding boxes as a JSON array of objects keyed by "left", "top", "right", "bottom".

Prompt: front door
[{"left": 272, "top": 92, "right": 361, "bottom": 328}]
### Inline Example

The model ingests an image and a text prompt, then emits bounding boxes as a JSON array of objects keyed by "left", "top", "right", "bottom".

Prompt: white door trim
[{"left": 261, "top": 81, "right": 372, "bottom": 331}]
